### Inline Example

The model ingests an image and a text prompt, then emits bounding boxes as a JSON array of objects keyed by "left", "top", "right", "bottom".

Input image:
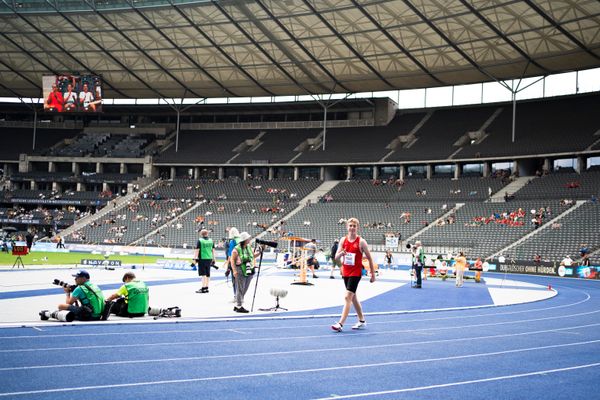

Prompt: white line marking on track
[
  {"left": 1, "top": 323, "right": 599, "bottom": 371},
  {"left": 1, "top": 340, "right": 599, "bottom": 397},
  {"left": 30, "top": 327, "right": 42, "bottom": 332},
  {"left": 2, "top": 305, "right": 600, "bottom": 353},
  {"left": 310, "top": 362, "right": 600, "bottom": 399},
  {"left": 0, "top": 287, "right": 592, "bottom": 335}
]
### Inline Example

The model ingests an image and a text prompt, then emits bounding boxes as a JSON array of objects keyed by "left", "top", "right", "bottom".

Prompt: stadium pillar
[
  {"left": 426, "top": 164, "right": 432, "bottom": 179},
  {"left": 293, "top": 167, "right": 299, "bottom": 180},
  {"left": 268, "top": 167, "right": 274, "bottom": 180},
  {"left": 346, "top": 166, "right": 352, "bottom": 180},
  {"left": 72, "top": 162, "right": 79, "bottom": 175},
  {"left": 372, "top": 166, "right": 379, "bottom": 180},
  {"left": 512, "top": 160, "right": 519, "bottom": 175},
  {"left": 175, "top": 108, "right": 181, "bottom": 152},
  {"left": 511, "top": 92, "right": 516, "bottom": 142},
  {"left": 243, "top": 167, "right": 249, "bottom": 180},
  {"left": 32, "top": 108, "right": 37, "bottom": 151},
  {"left": 483, "top": 162, "right": 490, "bottom": 178},
  {"left": 96, "top": 163, "right": 103, "bottom": 173},
  {"left": 120, "top": 163, "right": 126, "bottom": 174},
  {"left": 48, "top": 161, "right": 55, "bottom": 173},
  {"left": 52, "top": 182, "right": 59, "bottom": 192},
  {"left": 576, "top": 156, "right": 584, "bottom": 173},
  {"left": 543, "top": 158, "right": 550, "bottom": 173},
  {"left": 194, "top": 167, "right": 200, "bottom": 179},
  {"left": 170, "top": 167, "right": 175, "bottom": 179},
  {"left": 30, "top": 181, "right": 36, "bottom": 190},
  {"left": 399, "top": 165, "right": 405, "bottom": 180},
  {"left": 218, "top": 167, "right": 224, "bottom": 180},
  {"left": 454, "top": 163, "right": 460, "bottom": 179},
  {"left": 320, "top": 167, "right": 325, "bottom": 180},
  {"left": 322, "top": 105, "right": 328, "bottom": 151}
]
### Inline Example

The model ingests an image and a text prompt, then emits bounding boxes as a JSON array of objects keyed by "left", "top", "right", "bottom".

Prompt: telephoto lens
[{"left": 39, "top": 310, "right": 75, "bottom": 322}]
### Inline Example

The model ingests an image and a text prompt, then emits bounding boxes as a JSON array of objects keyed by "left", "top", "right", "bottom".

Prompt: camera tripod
[{"left": 259, "top": 294, "right": 288, "bottom": 312}]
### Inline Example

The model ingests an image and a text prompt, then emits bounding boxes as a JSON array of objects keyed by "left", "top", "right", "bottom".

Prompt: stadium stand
[
  {"left": 0, "top": 128, "right": 80, "bottom": 160},
  {"left": 157, "top": 130, "right": 260, "bottom": 164},
  {"left": 456, "top": 93, "right": 600, "bottom": 158},
  {"left": 261, "top": 201, "right": 450, "bottom": 249},
  {"left": 511, "top": 170, "right": 600, "bottom": 200},
  {"left": 325, "top": 177, "right": 507, "bottom": 202},
  {"left": 413, "top": 200, "right": 569, "bottom": 257},
  {"left": 508, "top": 201, "right": 600, "bottom": 262}
]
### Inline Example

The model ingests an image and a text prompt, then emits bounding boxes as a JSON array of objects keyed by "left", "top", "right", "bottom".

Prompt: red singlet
[{"left": 341, "top": 236, "right": 363, "bottom": 277}]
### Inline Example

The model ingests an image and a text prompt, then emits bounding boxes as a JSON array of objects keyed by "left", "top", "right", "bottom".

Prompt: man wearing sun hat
[{"left": 57, "top": 270, "right": 105, "bottom": 321}]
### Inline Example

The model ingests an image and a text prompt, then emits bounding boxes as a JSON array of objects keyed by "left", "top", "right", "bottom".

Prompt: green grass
[{"left": 0, "top": 251, "right": 175, "bottom": 266}]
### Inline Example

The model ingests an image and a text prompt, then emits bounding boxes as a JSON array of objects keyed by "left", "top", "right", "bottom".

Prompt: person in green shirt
[
  {"left": 57, "top": 270, "right": 105, "bottom": 321},
  {"left": 105, "top": 272, "right": 149, "bottom": 318},
  {"left": 194, "top": 229, "right": 216, "bottom": 293},
  {"left": 230, "top": 232, "right": 262, "bottom": 313}
]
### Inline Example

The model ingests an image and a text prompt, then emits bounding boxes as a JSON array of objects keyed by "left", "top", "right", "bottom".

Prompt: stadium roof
[{"left": 1, "top": 0, "right": 599, "bottom": 99}]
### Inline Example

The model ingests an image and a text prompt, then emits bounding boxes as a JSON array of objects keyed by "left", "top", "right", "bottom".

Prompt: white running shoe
[
  {"left": 331, "top": 322, "right": 343, "bottom": 332},
  {"left": 352, "top": 321, "right": 367, "bottom": 330}
]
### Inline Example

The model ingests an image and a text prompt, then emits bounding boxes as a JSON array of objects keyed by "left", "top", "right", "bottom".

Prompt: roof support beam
[
  {"left": 169, "top": 0, "right": 275, "bottom": 97},
  {"left": 401, "top": 0, "right": 509, "bottom": 90},
  {"left": 255, "top": 0, "right": 351, "bottom": 93},
  {"left": 523, "top": 0, "right": 600, "bottom": 61},
  {"left": 350, "top": 0, "right": 444, "bottom": 86},
  {"left": 83, "top": 0, "right": 204, "bottom": 98},
  {"left": 459, "top": 0, "right": 550, "bottom": 74},
  {"left": 1, "top": 0, "right": 128, "bottom": 98},
  {"left": 238, "top": 1, "right": 341, "bottom": 94},
  {"left": 126, "top": 0, "right": 237, "bottom": 98},
  {"left": 0, "top": 58, "right": 42, "bottom": 93},
  {"left": 301, "top": 0, "right": 395, "bottom": 89},
  {"left": 46, "top": 0, "right": 165, "bottom": 99},
  {"left": 212, "top": 0, "right": 313, "bottom": 95}
]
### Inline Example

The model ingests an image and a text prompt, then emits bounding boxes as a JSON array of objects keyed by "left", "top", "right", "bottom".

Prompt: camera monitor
[{"left": 42, "top": 74, "right": 103, "bottom": 113}]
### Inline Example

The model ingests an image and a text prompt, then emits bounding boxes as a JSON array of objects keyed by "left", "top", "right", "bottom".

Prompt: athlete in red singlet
[{"left": 331, "top": 217, "right": 375, "bottom": 332}]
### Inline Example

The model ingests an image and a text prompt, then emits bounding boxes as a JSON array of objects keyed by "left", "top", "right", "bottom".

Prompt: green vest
[
  {"left": 80, "top": 283, "right": 105, "bottom": 318},
  {"left": 235, "top": 244, "right": 254, "bottom": 276},
  {"left": 124, "top": 280, "right": 149, "bottom": 314},
  {"left": 198, "top": 237, "right": 214, "bottom": 260}
]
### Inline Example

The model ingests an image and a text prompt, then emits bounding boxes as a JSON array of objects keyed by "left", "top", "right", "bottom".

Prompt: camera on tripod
[
  {"left": 53, "top": 279, "right": 77, "bottom": 291},
  {"left": 255, "top": 239, "right": 278, "bottom": 248},
  {"left": 147, "top": 306, "right": 181, "bottom": 320}
]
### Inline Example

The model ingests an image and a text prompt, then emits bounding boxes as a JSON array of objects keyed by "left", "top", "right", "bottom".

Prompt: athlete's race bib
[{"left": 344, "top": 252, "right": 356, "bottom": 266}]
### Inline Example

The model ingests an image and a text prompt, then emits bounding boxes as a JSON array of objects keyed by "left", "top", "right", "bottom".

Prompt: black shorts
[
  {"left": 198, "top": 259, "right": 212, "bottom": 276},
  {"left": 343, "top": 276, "right": 362, "bottom": 293}
]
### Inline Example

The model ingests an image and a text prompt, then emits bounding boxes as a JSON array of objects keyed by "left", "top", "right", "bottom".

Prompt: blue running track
[{"left": 0, "top": 273, "right": 598, "bottom": 399}]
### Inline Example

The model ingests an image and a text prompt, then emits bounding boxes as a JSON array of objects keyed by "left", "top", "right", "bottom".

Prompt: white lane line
[
  {"left": 0, "top": 290, "right": 593, "bottom": 340},
  {"left": 1, "top": 323, "right": 599, "bottom": 371},
  {"left": 228, "top": 329, "right": 247, "bottom": 334},
  {"left": 0, "top": 288, "right": 591, "bottom": 334},
  {"left": 1, "top": 340, "right": 599, "bottom": 397},
  {"left": 3, "top": 306, "right": 600, "bottom": 353},
  {"left": 311, "top": 363, "right": 600, "bottom": 399},
  {"left": 30, "top": 327, "right": 42, "bottom": 332}
]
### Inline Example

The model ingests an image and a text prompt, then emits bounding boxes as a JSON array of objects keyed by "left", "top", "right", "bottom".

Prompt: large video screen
[{"left": 42, "top": 74, "right": 103, "bottom": 113}]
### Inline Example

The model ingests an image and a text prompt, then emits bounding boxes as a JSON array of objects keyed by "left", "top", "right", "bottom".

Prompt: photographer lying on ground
[
  {"left": 104, "top": 272, "right": 149, "bottom": 318},
  {"left": 57, "top": 270, "right": 105, "bottom": 321}
]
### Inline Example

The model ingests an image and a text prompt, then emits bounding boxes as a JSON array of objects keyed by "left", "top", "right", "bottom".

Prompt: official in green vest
[
  {"left": 57, "top": 270, "right": 105, "bottom": 321},
  {"left": 230, "top": 231, "right": 262, "bottom": 313},
  {"left": 105, "top": 272, "right": 149, "bottom": 318},
  {"left": 195, "top": 229, "right": 216, "bottom": 293}
]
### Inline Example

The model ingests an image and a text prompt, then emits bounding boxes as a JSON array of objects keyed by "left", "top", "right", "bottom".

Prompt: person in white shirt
[
  {"left": 78, "top": 83, "right": 96, "bottom": 111},
  {"left": 63, "top": 83, "right": 78, "bottom": 111}
]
